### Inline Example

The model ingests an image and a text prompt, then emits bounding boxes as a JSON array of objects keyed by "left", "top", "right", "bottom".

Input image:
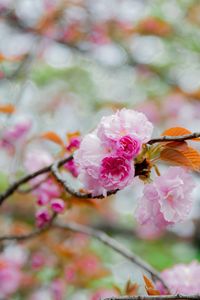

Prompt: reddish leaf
[
  {"left": 162, "top": 127, "right": 192, "bottom": 137},
  {"left": 160, "top": 148, "right": 192, "bottom": 168},
  {"left": 41, "top": 131, "right": 64, "bottom": 147},
  {"left": 182, "top": 146, "right": 200, "bottom": 172},
  {"left": 0, "top": 104, "right": 15, "bottom": 114},
  {"left": 143, "top": 275, "right": 160, "bottom": 296},
  {"left": 162, "top": 127, "right": 200, "bottom": 141}
]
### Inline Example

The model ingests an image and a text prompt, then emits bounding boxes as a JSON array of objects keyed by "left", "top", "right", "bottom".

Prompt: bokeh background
[{"left": 0, "top": 0, "right": 200, "bottom": 299}]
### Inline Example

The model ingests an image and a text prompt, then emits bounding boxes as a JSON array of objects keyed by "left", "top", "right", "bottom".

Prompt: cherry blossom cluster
[
  {"left": 74, "top": 108, "right": 196, "bottom": 233},
  {"left": 24, "top": 150, "right": 65, "bottom": 228},
  {"left": 136, "top": 167, "right": 195, "bottom": 234},
  {"left": 74, "top": 109, "right": 153, "bottom": 196}
]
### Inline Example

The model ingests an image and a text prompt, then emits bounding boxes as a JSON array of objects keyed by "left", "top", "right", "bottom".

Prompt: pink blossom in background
[
  {"left": 36, "top": 208, "right": 51, "bottom": 228},
  {"left": 137, "top": 101, "right": 161, "bottom": 124},
  {"left": 31, "top": 253, "right": 46, "bottom": 270},
  {"left": 97, "top": 108, "right": 153, "bottom": 144},
  {"left": 99, "top": 156, "right": 134, "bottom": 190},
  {"left": 0, "top": 260, "right": 22, "bottom": 298},
  {"left": 24, "top": 149, "right": 53, "bottom": 185},
  {"left": 157, "top": 261, "right": 200, "bottom": 294},
  {"left": 136, "top": 167, "right": 195, "bottom": 230},
  {"left": 50, "top": 279, "right": 65, "bottom": 300},
  {"left": 2, "top": 119, "right": 31, "bottom": 142},
  {"left": 51, "top": 198, "right": 65, "bottom": 213}
]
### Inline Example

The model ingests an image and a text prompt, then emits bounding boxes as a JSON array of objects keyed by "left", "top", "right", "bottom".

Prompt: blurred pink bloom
[
  {"left": 36, "top": 208, "right": 51, "bottom": 228},
  {"left": 24, "top": 149, "right": 53, "bottom": 185},
  {"left": 50, "top": 279, "right": 65, "bottom": 300},
  {"left": 90, "top": 25, "right": 109, "bottom": 45},
  {"left": 2, "top": 119, "right": 31, "bottom": 142},
  {"left": 91, "top": 288, "right": 118, "bottom": 300},
  {"left": 0, "top": 260, "right": 21, "bottom": 298},
  {"left": 136, "top": 167, "right": 195, "bottom": 230},
  {"left": 31, "top": 253, "right": 46, "bottom": 270},
  {"left": 51, "top": 198, "right": 65, "bottom": 213},
  {"left": 97, "top": 108, "right": 153, "bottom": 144},
  {"left": 163, "top": 94, "right": 185, "bottom": 119},
  {"left": 116, "top": 135, "right": 141, "bottom": 159},
  {"left": 157, "top": 261, "right": 200, "bottom": 295},
  {"left": 99, "top": 156, "right": 135, "bottom": 190},
  {"left": 137, "top": 102, "right": 160, "bottom": 124}
]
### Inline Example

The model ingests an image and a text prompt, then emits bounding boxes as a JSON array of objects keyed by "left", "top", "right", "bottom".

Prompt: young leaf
[
  {"left": 143, "top": 275, "right": 160, "bottom": 295},
  {"left": 182, "top": 146, "right": 200, "bottom": 172},
  {"left": 160, "top": 148, "right": 192, "bottom": 168},
  {"left": 162, "top": 127, "right": 200, "bottom": 141},
  {"left": 162, "top": 127, "right": 192, "bottom": 137},
  {"left": 0, "top": 104, "right": 15, "bottom": 114},
  {"left": 41, "top": 131, "right": 65, "bottom": 147}
]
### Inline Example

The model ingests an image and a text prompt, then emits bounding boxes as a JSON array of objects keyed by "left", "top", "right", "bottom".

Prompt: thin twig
[
  {"left": 0, "top": 132, "right": 200, "bottom": 205},
  {"left": 148, "top": 133, "right": 200, "bottom": 145},
  {"left": 0, "top": 212, "right": 57, "bottom": 242},
  {"left": 51, "top": 160, "right": 118, "bottom": 199},
  {"left": 104, "top": 296, "right": 200, "bottom": 300},
  {"left": 0, "top": 219, "right": 169, "bottom": 291},
  {"left": 0, "top": 155, "right": 73, "bottom": 206},
  {"left": 54, "top": 221, "right": 170, "bottom": 292}
]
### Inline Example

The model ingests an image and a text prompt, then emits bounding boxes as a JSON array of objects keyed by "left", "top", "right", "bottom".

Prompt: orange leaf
[
  {"left": 146, "top": 288, "right": 160, "bottom": 295},
  {"left": 0, "top": 104, "right": 15, "bottom": 114},
  {"left": 162, "top": 127, "right": 192, "bottom": 137},
  {"left": 162, "top": 127, "right": 200, "bottom": 141},
  {"left": 143, "top": 275, "right": 160, "bottom": 296},
  {"left": 41, "top": 131, "right": 64, "bottom": 147},
  {"left": 143, "top": 275, "right": 154, "bottom": 289},
  {"left": 160, "top": 148, "right": 192, "bottom": 168},
  {"left": 181, "top": 146, "right": 200, "bottom": 172}
]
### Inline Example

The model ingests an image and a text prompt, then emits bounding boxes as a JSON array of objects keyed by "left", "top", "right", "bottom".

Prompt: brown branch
[
  {"left": 104, "top": 296, "right": 200, "bottom": 300},
  {"left": 0, "top": 219, "right": 169, "bottom": 291},
  {"left": 51, "top": 160, "right": 118, "bottom": 199},
  {"left": 0, "top": 212, "right": 57, "bottom": 242},
  {"left": 54, "top": 221, "right": 170, "bottom": 292},
  {"left": 0, "top": 132, "right": 199, "bottom": 206},
  {"left": 148, "top": 133, "right": 200, "bottom": 145},
  {"left": 0, "top": 155, "right": 73, "bottom": 206}
]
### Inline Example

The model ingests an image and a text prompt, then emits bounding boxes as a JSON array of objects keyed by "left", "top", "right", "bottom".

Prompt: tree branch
[
  {"left": 0, "top": 212, "right": 57, "bottom": 242},
  {"left": 54, "top": 221, "right": 170, "bottom": 292},
  {"left": 0, "top": 155, "right": 73, "bottom": 206},
  {"left": 148, "top": 133, "right": 200, "bottom": 145},
  {"left": 103, "top": 296, "right": 200, "bottom": 300},
  {"left": 0, "top": 132, "right": 199, "bottom": 206},
  {"left": 51, "top": 160, "right": 118, "bottom": 199}
]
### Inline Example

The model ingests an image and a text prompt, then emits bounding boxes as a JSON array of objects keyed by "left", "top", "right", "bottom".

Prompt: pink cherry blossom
[
  {"left": 64, "top": 159, "right": 79, "bottom": 177},
  {"left": 51, "top": 198, "right": 65, "bottom": 213},
  {"left": 157, "top": 261, "right": 200, "bottom": 295},
  {"left": 74, "top": 109, "right": 151, "bottom": 195},
  {"left": 99, "top": 156, "right": 135, "bottom": 190},
  {"left": 136, "top": 167, "right": 195, "bottom": 230},
  {"left": 2, "top": 119, "right": 31, "bottom": 142},
  {"left": 36, "top": 208, "right": 51, "bottom": 228},
  {"left": 66, "top": 136, "right": 81, "bottom": 152},
  {"left": 97, "top": 108, "right": 153, "bottom": 144},
  {"left": 116, "top": 135, "right": 141, "bottom": 159},
  {"left": 0, "top": 260, "right": 22, "bottom": 298}
]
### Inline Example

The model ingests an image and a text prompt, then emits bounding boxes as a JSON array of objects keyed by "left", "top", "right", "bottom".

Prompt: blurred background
[{"left": 0, "top": 0, "right": 200, "bottom": 299}]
